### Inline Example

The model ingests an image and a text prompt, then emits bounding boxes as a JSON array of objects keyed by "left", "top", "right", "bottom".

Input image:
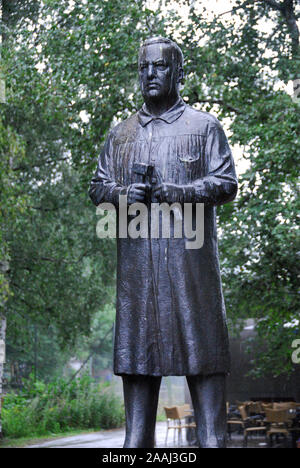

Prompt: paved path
[
  {"left": 26, "top": 423, "right": 266, "bottom": 448},
  {"left": 26, "top": 422, "right": 175, "bottom": 449}
]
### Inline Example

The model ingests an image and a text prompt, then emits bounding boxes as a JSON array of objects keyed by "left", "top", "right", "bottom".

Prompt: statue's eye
[{"left": 156, "top": 63, "right": 166, "bottom": 70}]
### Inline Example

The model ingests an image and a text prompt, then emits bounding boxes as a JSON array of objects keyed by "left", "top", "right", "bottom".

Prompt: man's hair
[{"left": 139, "top": 36, "right": 184, "bottom": 71}]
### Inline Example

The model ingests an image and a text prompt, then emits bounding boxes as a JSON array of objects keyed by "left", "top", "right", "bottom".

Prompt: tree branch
[
  {"left": 282, "top": 0, "right": 300, "bottom": 51},
  {"left": 12, "top": 249, "right": 96, "bottom": 270},
  {"left": 263, "top": 0, "right": 285, "bottom": 11},
  {"left": 12, "top": 157, "right": 69, "bottom": 172},
  {"left": 145, "top": 16, "right": 154, "bottom": 34},
  {"left": 215, "top": 0, "right": 255, "bottom": 18},
  {"left": 30, "top": 206, "right": 59, "bottom": 212},
  {"left": 215, "top": 0, "right": 286, "bottom": 18}
]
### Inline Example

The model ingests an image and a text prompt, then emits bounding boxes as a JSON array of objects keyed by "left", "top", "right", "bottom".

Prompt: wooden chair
[
  {"left": 164, "top": 405, "right": 196, "bottom": 447},
  {"left": 235, "top": 400, "right": 251, "bottom": 413},
  {"left": 265, "top": 408, "right": 290, "bottom": 447},
  {"left": 227, "top": 411, "right": 244, "bottom": 439},
  {"left": 261, "top": 402, "right": 273, "bottom": 412},
  {"left": 273, "top": 402, "right": 295, "bottom": 411},
  {"left": 227, "top": 402, "right": 249, "bottom": 439},
  {"left": 248, "top": 401, "right": 263, "bottom": 415},
  {"left": 227, "top": 402, "right": 256, "bottom": 438},
  {"left": 177, "top": 403, "right": 193, "bottom": 418},
  {"left": 237, "top": 405, "right": 267, "bottom": 448}
]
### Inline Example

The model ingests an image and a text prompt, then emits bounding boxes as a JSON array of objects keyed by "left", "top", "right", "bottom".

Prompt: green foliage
[
  {"left": 1, "top": 0, "right": 299, "bottom": 382},
  {"left": 7, "top": 323, "right": 73, "bottom": 384},
  {"left": 72, "top": 298, "right": 116, "bottom": 376},
  {"left": 5, "top": 165, "right": 116, "bottom": 348},
  {"left": 1, "top": 0, "right": 165, "bottom": 380},
  {"left": 0, "top": 117, "right": 26, "bottom": 306},
  {"left": 0, "top": 0, "right": 162, "bottom": 388},
  {"left": 2, "top": 374, "right": 124, "bottom": 438},
  {"left": 171, "top": 0, "right": 300, "bottom": 377},
  {"left": 1, "top": 0, "right": 163, "bottom": 349}
]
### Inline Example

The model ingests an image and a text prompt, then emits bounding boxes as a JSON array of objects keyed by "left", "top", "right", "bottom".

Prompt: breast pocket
[{"left": 177, "top": 152, "right": 202, "bottom": 183}]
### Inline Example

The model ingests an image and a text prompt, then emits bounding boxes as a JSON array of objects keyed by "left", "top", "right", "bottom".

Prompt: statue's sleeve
[
  {"left": 192, "top": 119, "right": 238, "bottom": 206},
  {"left": 89, "top": 132, "right": 127, "bottom": 207}
]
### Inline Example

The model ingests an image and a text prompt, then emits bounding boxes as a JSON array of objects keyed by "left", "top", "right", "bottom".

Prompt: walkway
[
  {"left": 27, "top": 422, "right": 168, "bottom": 448},
  {"left": 26, "top": 423, "right": 268, "bottom": 448}
]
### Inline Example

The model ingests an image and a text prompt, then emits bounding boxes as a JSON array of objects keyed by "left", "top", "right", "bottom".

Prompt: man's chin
[{"left": 143, "top": 90, "right": 162, "bottom": 100}]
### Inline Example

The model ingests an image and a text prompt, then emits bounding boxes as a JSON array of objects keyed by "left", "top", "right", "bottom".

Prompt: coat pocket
[
  {"left": 177, "top": 153, "right": 202, "bottom": 183},
  {"left": 178, "top": 153, "right": 201, "bottom": 164}
]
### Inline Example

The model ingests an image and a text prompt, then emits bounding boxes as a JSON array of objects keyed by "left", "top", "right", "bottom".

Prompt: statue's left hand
[
  {"left": 152, "top": 183, "right": 178, "bottom": 203},
  {"left": 152, "top": 183, "right": 195, "bottom": 204}
]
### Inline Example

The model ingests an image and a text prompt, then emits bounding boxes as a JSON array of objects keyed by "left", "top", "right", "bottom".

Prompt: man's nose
[{"left": 147, "top": 64, "right": 156, "bottom": 79}]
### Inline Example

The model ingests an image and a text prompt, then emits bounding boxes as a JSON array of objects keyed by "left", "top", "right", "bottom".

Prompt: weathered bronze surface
[{"left": 89, "top": 37, "right": 238, "bottom": 448}]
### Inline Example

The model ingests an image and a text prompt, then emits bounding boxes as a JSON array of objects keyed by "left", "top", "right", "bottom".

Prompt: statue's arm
[
  {"left": 192, "top": 120, "right": 238, "bottom": 206},
  {"left": 89, "top": 134, "right": 127, "bottom": 207},
  {"left": 152, "top": 120, "right": 238, "bottom": 206}
]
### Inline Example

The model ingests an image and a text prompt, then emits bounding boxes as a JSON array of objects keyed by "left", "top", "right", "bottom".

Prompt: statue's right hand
[{"left": 127, "top": 183, "right": 147, "bottom": 204}]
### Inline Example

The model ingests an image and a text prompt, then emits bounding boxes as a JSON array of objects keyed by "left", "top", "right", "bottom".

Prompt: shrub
[{"left": 2, "top": 375, "right": 125, "bottom": 438}]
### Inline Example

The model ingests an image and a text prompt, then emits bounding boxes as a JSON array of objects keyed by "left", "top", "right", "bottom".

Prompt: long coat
[{"left": 89, "top": 98, "right": 238, "bottom": 376}]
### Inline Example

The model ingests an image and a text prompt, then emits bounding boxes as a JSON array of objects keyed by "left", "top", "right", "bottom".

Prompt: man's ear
[{"left": 178, "top": 67, "right": 184, "bottom": 85}]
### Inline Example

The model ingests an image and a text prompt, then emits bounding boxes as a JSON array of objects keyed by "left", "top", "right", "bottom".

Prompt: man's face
[{"left": 138, "top": 43, "right": 180, "bottom": 102}]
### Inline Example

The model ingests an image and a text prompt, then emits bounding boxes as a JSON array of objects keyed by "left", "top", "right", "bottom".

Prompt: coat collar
[{"left": 138, "top": 98, "right": 186, "bottom": 127}]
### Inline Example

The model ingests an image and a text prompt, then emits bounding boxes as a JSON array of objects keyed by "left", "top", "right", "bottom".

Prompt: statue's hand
[
  {"left": 127, "top": 183, "right": 147, "bottom": 204},
  {"left": 152, "top": 183, "right": 195, "bottom": 204},
  {"left": 152, "top": 183, "right": 178, "bottom": 203}
]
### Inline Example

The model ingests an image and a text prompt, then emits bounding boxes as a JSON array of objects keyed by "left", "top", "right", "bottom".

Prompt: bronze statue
[{"left": 89, "top": 37, "right": 238, "bottom": 448}]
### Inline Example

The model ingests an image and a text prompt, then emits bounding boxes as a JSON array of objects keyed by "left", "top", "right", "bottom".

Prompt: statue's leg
[
  {"left": 186, "top": 373, "right": 227, "bottom": 448},
  {"left": 122, "top": 374, "right": 162, "bottom": 448}
]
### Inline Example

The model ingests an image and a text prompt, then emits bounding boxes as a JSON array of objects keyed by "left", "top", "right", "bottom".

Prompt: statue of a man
[{"left": 89, "top": 37, "right": 238, "bottom": 448}]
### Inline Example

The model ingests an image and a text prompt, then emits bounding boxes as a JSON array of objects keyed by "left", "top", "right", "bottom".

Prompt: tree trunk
[
  {"left": 283, "top": 0, "right": 300, "bottom": 99},
  {"left": 0, "top": 315, "right": 6, "bottom": 439},
  {"left": 0, "top": 0, "right": 8, "bottom": 440},
  {"left": 265, "top": 0, "right": 300, "bottom": 98}
]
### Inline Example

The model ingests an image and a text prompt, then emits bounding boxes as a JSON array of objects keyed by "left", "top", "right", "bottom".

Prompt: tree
[
  {"left": 0, "top": 115, "right": 26, "bottom": 436},
  {"left": 2, "top": 0, "right": 298, "bottom": 398},
  {"left": 171, "top": 0, "right": 299, "bottom": 376},
  {"left": 1, "top": 0, "right": 165, "bottom": 383},
  {"left": 1, "top": 2, "right": 33, "bottom": 434}
]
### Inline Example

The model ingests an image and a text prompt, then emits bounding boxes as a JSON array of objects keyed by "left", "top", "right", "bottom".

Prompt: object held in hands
[{"left": 132, "top": 162, "right": 158, "bottom": 203}]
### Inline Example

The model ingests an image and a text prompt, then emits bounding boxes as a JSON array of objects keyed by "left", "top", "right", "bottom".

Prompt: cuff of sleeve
[
  {"left": 111, "top": 186, "right": 128, "bottom": 206},
  {"left": 193, "top": 180, "right": 211, "bottom": 204},
  {"left": 180, "top": 185, "right": 197, "bottom": 203}
]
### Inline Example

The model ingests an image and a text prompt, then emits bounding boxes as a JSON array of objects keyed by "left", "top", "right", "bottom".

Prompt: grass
[{"left": 156, "top": 411, "right": 167, "bottom": 422}]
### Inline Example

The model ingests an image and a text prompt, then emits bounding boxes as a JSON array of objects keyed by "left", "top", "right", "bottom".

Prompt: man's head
[{"left": 138, "top": 37, "right": 184, "bottom": 103}]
